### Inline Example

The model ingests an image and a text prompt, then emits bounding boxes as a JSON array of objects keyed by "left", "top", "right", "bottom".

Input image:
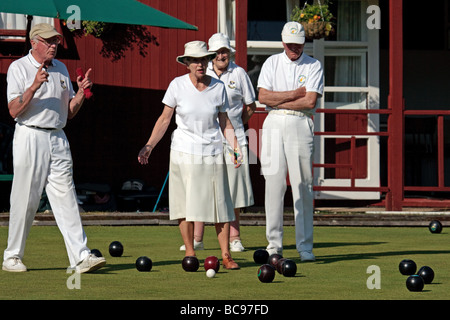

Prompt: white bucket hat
[
  {"left": 208, "top": 33, "right": 235, "bottom": 53},
  {"left": 176, "top": 41, "right": 217, "bottom": 65},
  {"left": 281, "top": 21, "right": 305, "bottom": 44}
]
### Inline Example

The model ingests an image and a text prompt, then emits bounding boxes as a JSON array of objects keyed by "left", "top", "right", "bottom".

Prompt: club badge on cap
[{"left": 281, "top": 21, "right": 305, "bottom": 44}]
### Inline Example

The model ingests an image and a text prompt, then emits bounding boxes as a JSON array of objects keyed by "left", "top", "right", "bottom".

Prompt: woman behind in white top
[{"left": 138, "top": 41, "right": 241, "bottom": 270}]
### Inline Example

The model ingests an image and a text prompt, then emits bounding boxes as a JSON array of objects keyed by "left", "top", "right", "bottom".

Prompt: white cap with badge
[{"left": 281, "top": 21, "right": 305, "bottom": 44}]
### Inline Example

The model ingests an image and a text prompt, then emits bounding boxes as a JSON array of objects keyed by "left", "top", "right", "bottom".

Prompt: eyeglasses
[{"left": 36, "top": 37, "right": 61, "bottom": 47}]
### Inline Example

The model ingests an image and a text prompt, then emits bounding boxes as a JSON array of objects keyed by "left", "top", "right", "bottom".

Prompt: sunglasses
[{"left": 36, "top": 37, "right": 61, "bottom": 47}]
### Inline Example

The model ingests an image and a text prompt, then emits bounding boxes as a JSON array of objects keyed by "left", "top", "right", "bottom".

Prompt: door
[{"left": 313, "top": 0, "right": 380, "bottom": 200}]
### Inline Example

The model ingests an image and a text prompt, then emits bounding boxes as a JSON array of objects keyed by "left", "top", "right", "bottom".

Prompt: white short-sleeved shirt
[
  {"left": 257, "top": 51, "right": 324, "bottom": 117},
  {"left": 7, "top": 50, "right": 75, "bottom": 129},
  {"left": 162, "top": 74, "right": 230, "bottom": 156},
  {"left": 207, "top": 61, "right": 255, "bottom": 146}
]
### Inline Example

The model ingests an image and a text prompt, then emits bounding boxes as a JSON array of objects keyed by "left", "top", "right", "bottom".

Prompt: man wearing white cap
[
  {"left": 257, "top": 21, "right": 324, "bottom": 261},
  {"left": 3, "top": 23, "right": 105, "bottom": 273}
]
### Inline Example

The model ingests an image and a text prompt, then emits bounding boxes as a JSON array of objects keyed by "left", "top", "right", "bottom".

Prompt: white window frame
[{"left": 217, "top": 0, "right": 381, "bottom": 200}]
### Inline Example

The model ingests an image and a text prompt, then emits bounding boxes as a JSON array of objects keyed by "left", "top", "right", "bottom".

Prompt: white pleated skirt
[
  {"left": 168, "top": 149, "right": 235, "bottom": 223},
  {"left": 223, "top": 144, "right": 254, "bottom": 208}
]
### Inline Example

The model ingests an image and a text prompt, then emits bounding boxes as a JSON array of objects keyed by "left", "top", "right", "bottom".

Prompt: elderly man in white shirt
[
  {"left": 3, "top": 23, "right": 105, "bottom": 273},
  {"left": 257, "top": 22, "right": 324, "bottom": 262}
]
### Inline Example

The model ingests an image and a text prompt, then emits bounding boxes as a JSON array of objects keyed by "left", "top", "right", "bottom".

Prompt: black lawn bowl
[
  {"left": 417, "top": 266, "right": 434, "bottom": 284},
  {"left": 90, "top": 249, "right": 103, "bottom": 257},
  {"left": 253, "top": 249, "right": 269, "bottom": 264},
  {"left": 109, "top": 241, "right": 124, "bottom": 257},
  {"left": 406, "top": 275, "right": 424, "bottom": 292},
  {"left": 282, "top": 259, "right": 297, "bottom": 277},
  {"left": 135, "top": 256, "right": 152, "bottom": 272},
  {"left": 428, "top": 220, "right": 443, "bottom": 234},
  {"left": 276, "top": 258, "right": 287, "bottom": 274},
  {"left": 399, "top": 259, "right": 417, "bottom": 275},
  {"left": 268, "top": 253, "right": 283, "bottom": 269},
  {"left": 257, "top": 264, "right": 275, "bottom": 283},
  {"left": 182, "top": 256, "right": 199, "bottom": 272}
]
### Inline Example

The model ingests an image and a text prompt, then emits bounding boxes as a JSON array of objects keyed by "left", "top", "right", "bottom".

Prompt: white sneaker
[
  {"left": 179, "top": 240, "right": 204, "bottom": 251},
  {"left": 266, "top": 247, "right": 282, "bottom": 256},
  {"left": 2, "top": 258, "right": 27, "bottom": 272},
  {"left": 230, "top": 240, "right": 245, "bottom": 252},
  {"left": 300, "top": 251, "right": 316, "bottom": 262},
  {"left": 75, "top": 254, "right": 106, "bottom": 273}
]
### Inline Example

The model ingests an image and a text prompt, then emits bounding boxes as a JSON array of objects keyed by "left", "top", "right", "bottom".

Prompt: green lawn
[{"left": 1, "top": 225, "right": 449, "bottom": 301}]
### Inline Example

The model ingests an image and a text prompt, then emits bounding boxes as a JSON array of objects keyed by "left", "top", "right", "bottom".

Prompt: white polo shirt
[
  {"left": 6, "top": 50, "right": 75, "bottom": 129},
  {"left": 257, "top": 51, "right": 324, "bottom": 117},
  {"left": 207, "top": 61, "right": 255, "bottom": 146},
  {"left": 162, "top": 74, "right": 230, "bottom": 156}
]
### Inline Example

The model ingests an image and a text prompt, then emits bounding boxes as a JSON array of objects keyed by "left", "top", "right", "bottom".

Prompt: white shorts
[{"left": 168, "top": 150, "right": 235, "bottom": 223}]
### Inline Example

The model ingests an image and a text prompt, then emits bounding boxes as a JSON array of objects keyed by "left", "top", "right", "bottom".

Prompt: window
[
  {"left": 0, "top": 13, "right": 54, "bottom": 40},
  {"left": 248, "top": 0, "right": 287, "bottom": 41}
]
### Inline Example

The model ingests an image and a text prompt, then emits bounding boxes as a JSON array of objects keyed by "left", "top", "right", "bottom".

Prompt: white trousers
[
  {"left": 260, "top": 112, "right": 314, "bottom": 254},
  {"left": 3, "top": 124, "right": 89, "bottom": 267}
]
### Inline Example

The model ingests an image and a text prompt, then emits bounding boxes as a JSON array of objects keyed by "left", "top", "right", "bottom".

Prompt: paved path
[{"left": 1, "top": 207, "right": 449, "bottom": 227}]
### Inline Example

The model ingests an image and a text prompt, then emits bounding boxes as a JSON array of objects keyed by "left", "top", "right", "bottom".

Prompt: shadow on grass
[
  {"left": 246, "top": 242, "right": 387, "bottom": 253},
  {"left": 316, "top": 249, "right": 450, "bottom": 264}
]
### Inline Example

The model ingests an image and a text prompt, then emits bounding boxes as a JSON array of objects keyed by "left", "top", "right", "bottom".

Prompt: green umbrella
[{"left": 0, "top": 0, "right": 197, "bottom": 30}]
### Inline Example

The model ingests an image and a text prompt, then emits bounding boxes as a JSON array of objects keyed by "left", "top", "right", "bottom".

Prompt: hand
[
  {"left": 32, "top": 63, "right": 49, "bottom": 91},
  {"left": 76, "top": 68, "right": 93, "bottom": 96},
  {"left": 138, "top": 145, "right": 152, "bottom": 165},
  {"left": 293, "top": 86, "right": 307, "bottom": 100},
  {"left": 232, "top": 148, "right": 243, "bottom": 169}
]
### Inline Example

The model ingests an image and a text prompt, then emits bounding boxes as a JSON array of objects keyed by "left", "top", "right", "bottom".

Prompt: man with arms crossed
[{"left": 257, "top": 22, "right": 324, "bottom": 261}]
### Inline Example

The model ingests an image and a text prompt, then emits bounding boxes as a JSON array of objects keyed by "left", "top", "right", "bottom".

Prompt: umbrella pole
[
  {"left": 23, "top": 15, "right": 33, "bottom": 56},
  {"left": 153, "top": 171, "right": 169, "bottom": 212}
]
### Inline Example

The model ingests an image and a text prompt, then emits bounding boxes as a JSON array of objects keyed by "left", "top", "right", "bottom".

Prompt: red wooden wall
[{"left": 0, "top": 0, "right": 219, "bottom": 203}]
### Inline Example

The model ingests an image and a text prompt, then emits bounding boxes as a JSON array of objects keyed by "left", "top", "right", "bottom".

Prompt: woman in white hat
[
  {"left": 138, "top": 40, "right": 241, "bottom": 269},
  {"left": 209, "top": 33, "right": 257, "bottom": 252},
  {"left": 180, "top": 34, "right": 256, "bottom": 253}
]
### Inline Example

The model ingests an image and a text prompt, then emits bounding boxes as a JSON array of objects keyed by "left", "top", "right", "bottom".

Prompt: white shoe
[
  {"left": 179, "top": 240, "right": 204, "bottom": 251},
  {"left": 300, "top": 251, "right": 316, "bottom": 262},
  {"left": 2, "top": 258, "right": 27, "bottom": 272},
  {"left": 230, "top": 240, "right": 245, "bottom": 252},
  {"left": 266, "top": 247, "right": 282, "bottom": 256},
  {"left": 75, "top": 254, "right": 106, "bottom": 273}
]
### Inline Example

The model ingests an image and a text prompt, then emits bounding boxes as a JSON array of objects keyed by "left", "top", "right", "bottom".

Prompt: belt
[
  {"left": 269, "top": 108, "right": 308, "bottom": 117},
  {"left": 25, "top": 125, "right": 58, "bottom": 131}
]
